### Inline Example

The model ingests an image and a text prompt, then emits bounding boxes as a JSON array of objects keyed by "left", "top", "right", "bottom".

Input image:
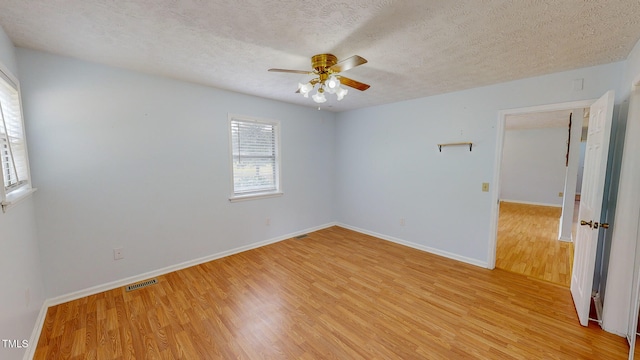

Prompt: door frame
[
  {"left": 625, "top": 76, "right": 640, "bottom": 359},
  {"left": 487, "top": 98, "right": 598, "bottom": 269}
]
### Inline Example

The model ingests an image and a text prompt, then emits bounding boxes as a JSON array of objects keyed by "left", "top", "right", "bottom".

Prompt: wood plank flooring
[
  {"left": 34, "top": 226, "right": 627, "bottom": 359},
  {"left": 496, "top": 202, "right": 574, "bottom": 287}
]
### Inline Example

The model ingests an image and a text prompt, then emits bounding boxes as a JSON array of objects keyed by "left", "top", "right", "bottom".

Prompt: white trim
[
  {"left": 488, "top": 98, "right": 598, "bottom": 270},
  {"left": 44, "top": 222, "right": 336, "bottom": 307},
  {"left": 46, "top": 221, "right": 489, "bottom": 305},
  {"left": 229, "top": 191, "right": 283, "bottom": 202},
  {"left": 558, "top": 235, "right": 573, "bottom": 242},
  {"left": 499, "top": 199, "right": 562, "bottom": 208},
  {"left": 0, "top": 65, "right": 34, "bottom": 212},
  {"left": 487, "top": 110, "right": 506, "bottom": 270},
  {"left": 500, "top": 99, "right": 598, "bottom": 116},
  {"left": 1, "top": 187, "right": 36, "bottom": 212},
  {"left": 27, "top": 220, "right": 493, "bottom": 358},
  {"left": 0, "top": 60, "right": 19, "bottom": 87},
  {"left": 626, "top": 210, "right": 640, "bottom": 354},
  {"left": 23, "top": 301, "right": 49, "bottom": 360},
  {"left": 25, "top": 221, "right": 338, "bottom": 358},
  {"left": 618, "top": 72, "right": 640, "bottom": 355},
  {"left": 227, "top": 113, "right": 282, "bottom": 199},
  {"left": 618, "top": 83, "right": 640, "bottom": 346},
  {"left": 336, "top": 223, "right": 488, "bottom": 268}
]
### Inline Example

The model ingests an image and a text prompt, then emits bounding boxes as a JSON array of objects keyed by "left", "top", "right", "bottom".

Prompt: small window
[
  {"left": 229, "top": 115, "right": 281, "bottom": 201},
  {"left": 0, "top": 68, "right": 33, "bottom": 211}
]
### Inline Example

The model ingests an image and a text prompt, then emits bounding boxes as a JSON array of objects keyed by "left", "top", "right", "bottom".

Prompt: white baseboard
[
  {"left": 25, "top": 222, "right": 337, "bottom": 359},
  {"left": 558, "top": 235, "right": 573, "bottom": 242},
  {"left": 27, "top": 221, "right": 488, "bottom": 358},
  {"left": 335, "top": 223, "right": 488, "bottom": 268},
  {"left": 602, "top": 323, "right": 627, "bottom": 338},
  {"left": 46, "top": 222, "right": 337, "bottom": 307},
  {"left": 23, "top": 302, "right": 49, "bottom": 360},
  {"left": 500, "top": 199, "right": 562, "bottom": 208}
]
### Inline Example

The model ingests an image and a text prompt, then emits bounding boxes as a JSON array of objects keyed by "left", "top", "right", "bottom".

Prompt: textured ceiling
[{"left": 1, "top": 1, "right": 640, "bottom": 112}]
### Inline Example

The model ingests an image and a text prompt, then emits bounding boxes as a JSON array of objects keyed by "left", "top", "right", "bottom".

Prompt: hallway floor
[{"left": 496, "top": 202, "right": 574, "bottom": 287}]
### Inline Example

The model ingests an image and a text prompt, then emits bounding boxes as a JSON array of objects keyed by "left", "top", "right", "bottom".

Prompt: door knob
[
  {"left": 593, "top": 222, "right": 610, "bottom": 229},
  {"left": 580, "top": 220, "right": 593, "bottom": 228}
]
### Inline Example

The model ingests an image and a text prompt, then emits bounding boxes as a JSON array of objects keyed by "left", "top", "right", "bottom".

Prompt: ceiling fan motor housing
[{"left": 312, "top": 54, "right": 337, "bottom": 82}]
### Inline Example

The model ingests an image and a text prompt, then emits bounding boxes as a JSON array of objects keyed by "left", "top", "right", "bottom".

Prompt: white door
[{"left": 570, "top": 90, "right": 615, "bottom": 326}]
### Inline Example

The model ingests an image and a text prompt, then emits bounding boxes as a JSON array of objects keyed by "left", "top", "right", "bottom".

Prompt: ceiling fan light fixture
[
  {"left": 336, "top": 86, "right": 348, "bottom": 101},
  {"left": 271, "top": 54, "right": 369, "bottom": 104},
  {"left": 312, "top": 89, "right": 327, "bottom": 103},
  {"left": 326, "top": 75, "right": 340, "bottom": 93},
  {"left": 298, "top": 82, "right": 313, "bottom": 97}
]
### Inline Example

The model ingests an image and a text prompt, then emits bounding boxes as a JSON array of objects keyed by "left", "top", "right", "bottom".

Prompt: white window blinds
[
  {"left": 230, "top": 117, "right": 280, "bottom": 196},
  {"left": 0, "top": 72, "right": 28, "bottom": 192}
]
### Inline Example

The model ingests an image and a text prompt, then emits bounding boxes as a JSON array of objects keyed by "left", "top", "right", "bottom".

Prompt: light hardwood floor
[
  {"left": 496, "top": 202, "right": 574, "bottom": 287},
  {"left": 34, "top": 226, "right": 626, "bottom": 359}
]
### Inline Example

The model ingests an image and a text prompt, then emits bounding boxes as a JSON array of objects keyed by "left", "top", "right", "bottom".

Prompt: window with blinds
[
  {"left": 0, "top": 69, "right": 30, "bottom": 197},
  {"left": 229, "top": 115, "right": 281, "bottom": 199}
]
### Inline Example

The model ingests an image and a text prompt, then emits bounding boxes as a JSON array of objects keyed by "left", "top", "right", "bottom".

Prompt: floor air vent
[
  {"left": 294, "top": 234, "right": 308, "bottom": 239},
  {"left": 125, "top": 278, "right": 158, "bottom": 292}
]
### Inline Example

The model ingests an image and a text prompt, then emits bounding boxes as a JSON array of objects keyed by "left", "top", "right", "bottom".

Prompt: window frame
[
  {"left": 0, "top": 64, "right": 35, "bottom": 212},
  {"left": 228, "top": 113, "right": 282, "bottom": 202}
]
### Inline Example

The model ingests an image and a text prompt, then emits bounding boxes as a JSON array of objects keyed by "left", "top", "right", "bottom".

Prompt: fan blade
[
  {"left": 329, "top": 55, "right": 367, "bottom": 73},
  {"left": 268, "top": 68, "right": 313, "bottom": 75},
  {"left": 339, "top": 76, "right": 370, "bottom": 91}
]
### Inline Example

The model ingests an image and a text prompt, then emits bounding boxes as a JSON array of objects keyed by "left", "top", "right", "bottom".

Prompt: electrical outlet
[
  {"left": 265, "top": 217, "right": 270, "bottom": 226},
  {"left": 114, "top": 248, "right": 124, "bottom": 260},
  {"left": 400, "top": 218, "right": 405, "bottom": 226},
  {"left": 482, "top": 183, "right": 490, "bottom": 192},
  {"left": 558, "top": 192, "right": 564, "bottom": 197}
]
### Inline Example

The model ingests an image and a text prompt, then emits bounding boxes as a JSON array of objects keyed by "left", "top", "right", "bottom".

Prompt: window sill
[
  {"left": 2, "top": 187, "right": 37, "bottom": 213},
  {"left": 229, "top": 192, "right": 283, "bottom": 203}
]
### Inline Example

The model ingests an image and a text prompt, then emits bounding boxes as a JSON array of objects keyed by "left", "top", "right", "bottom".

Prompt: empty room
[{"left": 2, "top": 1, "right": 640, "bottom": 359}]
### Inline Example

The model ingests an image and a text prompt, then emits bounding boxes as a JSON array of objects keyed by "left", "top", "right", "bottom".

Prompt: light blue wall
[
  {"left": 500, "top": 127, "right": 568, "bottom": 206},
  {"left": 0, "top": 27, "right": 45, "bottom": 360},
  {"left": 17, "top": 48, "right": 337, "bottom": 298},
  {"left": 335, "top": 62, "right": 624, "bottom": 264},
  {"left": 622, "top": 38, "right": 640, "bottom": 97},
  {"left": 0, "top": 25, "right": 17, "bottom": 75}
]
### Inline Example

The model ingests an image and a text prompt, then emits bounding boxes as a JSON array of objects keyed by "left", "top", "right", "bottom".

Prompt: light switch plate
[{"left": 482, "top": 183, "right": 489, "bottom": 192}]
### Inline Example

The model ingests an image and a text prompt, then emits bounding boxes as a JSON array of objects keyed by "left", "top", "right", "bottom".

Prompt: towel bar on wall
[{"left": 437, "top": 142, "right": 473, "bottom": 152}]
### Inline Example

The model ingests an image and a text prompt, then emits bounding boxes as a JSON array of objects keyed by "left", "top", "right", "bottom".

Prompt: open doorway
[
  {"left": 494, "top": 108, "right": 587, "bottom": 286},
  {"left": 489, "top": 91, "right": 618, "bottom": 329},
  {"left": 488, "top": 99, "right": 598, "bottom": 268}
]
